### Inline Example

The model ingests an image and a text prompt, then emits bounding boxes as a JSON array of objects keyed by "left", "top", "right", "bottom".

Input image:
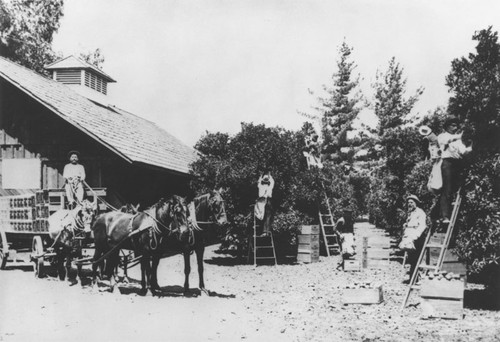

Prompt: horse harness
[
  {"left": 128, "top": 204, "right": 191, "bottom": 251},
  {"left": 51, "top": 209, "right": 88, "bottom": 249}
]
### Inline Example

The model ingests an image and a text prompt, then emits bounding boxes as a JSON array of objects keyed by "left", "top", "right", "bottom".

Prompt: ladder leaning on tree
[
  {"left": 247, "top": 204, "right": 277, "bottom": 266},
  {"left": 401, "top": 190, "right": 463, "bottom": 308},
  {"left": 304, "top": 149, "right": 341, "bottom": 257},
  {"left": 319, "top": 190, "right": 341, "bottom": 257}
]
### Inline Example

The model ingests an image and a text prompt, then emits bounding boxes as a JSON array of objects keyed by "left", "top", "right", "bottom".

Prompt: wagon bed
[{"left": 0, "top": 188, "right": 106, "bottom": 274}]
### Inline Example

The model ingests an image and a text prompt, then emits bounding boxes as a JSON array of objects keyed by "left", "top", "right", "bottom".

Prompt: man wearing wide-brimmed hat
[
  {"left": 400, "top": 194, "right": 427, "bottom": 283},
  {"left": 63, "top": 150, "right": 86, "bottom": 208}
]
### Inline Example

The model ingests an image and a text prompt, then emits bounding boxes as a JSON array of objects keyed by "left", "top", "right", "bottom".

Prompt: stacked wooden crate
[
  {"left": 420, "top": 272, "right": 465, "bottom": 319},
  {"left": 427, "top": 233, "right": 467, "bottom": 276},
  {"left": 34, "top": 190, "right": 50, "bottom": 232},
  {"left": 364, "top": 233, "right": 391, "bottom": 269},
  {"left": 297, "top": 225, "right": 320, "bottom": 263},
  {"left": 0, "top": 194, "right": 39, "bottom": 233}
]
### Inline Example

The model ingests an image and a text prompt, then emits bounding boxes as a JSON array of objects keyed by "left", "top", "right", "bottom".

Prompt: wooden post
[{"left": 362, "top": 237, "right": 368, "bottom": 269}]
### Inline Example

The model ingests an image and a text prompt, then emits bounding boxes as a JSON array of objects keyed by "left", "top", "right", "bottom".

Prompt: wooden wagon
[{"left": 0, "top": 188, "right": 106, "bottom": 277}]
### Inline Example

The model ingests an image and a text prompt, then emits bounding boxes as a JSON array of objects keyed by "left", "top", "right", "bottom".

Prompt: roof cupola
[{"left": 45, "top": 56, "right": 116, "bottom": 105}]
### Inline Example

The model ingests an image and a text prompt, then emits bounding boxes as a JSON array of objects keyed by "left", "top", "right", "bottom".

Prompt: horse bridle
[
  {"left": 192, "top": 192, "right": 227, "bottom": 226},
  {"left": 143, "top": 198, "right": 188, "bottom": 236}
]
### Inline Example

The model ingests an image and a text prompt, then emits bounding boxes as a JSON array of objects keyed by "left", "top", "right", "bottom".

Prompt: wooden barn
[{"left": 0, "top": 56, "right": 198, "bottom": 208}]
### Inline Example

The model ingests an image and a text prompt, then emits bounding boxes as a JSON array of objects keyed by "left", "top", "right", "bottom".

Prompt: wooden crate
[
  {"left": 342, "top": 285, "right": 383, "bottom": 304},
  {"left": 297, "top": 250, "right": 319, "bottom": 263},
  {"left": 420, "top": 278, "right": 464, "bottom": 320},
  {"left": 426, "top": 248, "right": 467, "bottom": 276},
  {"left": 300, "top": 225, "right": 320, "bottom": 235},
  {"left": 344, "top": 259, "right": 361, "bottom": 271},
  {"left": 298, "top": 234, "right": 320, "bottom": 245},
  {"left": 297, "top": 231, "right": 319, "bottom": 264}
]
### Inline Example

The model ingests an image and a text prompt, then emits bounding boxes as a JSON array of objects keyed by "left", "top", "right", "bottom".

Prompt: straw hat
[{"left": 406, "top": 194, "right": 421, "bottom": 205}]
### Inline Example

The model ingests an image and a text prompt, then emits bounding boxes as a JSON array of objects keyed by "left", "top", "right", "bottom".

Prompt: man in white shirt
[
  {"left": 437, "top": 117, "right": 472, "bottom": 223},
  {"left": 255, "top": 169, "right": 275, "bottom": 236},
  {"left": 401, "top": 195, "right": 427, "bottom": 282},
  {"left": 63, "top": 151, "right": 86, "bottom": 208}
]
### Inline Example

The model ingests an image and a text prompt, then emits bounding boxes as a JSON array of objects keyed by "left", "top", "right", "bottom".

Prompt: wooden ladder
[
  {"left": 248, "top": 211, "right": 277, "bottom": 266},
  {"left": 401, "top": 191, "right": 462, "bottom": 308},
  {"left": 304, "top": 151, "right": 340, "bottom": 257},
  {"left": 319, "top": 192, "right": 341, "bottom": 257}
]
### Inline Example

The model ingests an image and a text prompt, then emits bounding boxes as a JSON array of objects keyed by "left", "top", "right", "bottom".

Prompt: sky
[{"left": 51, "top": 0, "right": 500, "bottom": 147}]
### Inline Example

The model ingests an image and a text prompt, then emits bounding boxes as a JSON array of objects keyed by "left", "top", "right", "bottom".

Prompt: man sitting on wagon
[{"left": 63, "top": 150, "right": 86, "bottom": 209}]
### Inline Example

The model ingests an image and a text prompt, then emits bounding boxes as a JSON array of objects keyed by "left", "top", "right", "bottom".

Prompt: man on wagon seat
[{"left": 63, "top": 150, "right": 86, "bottom": 209}]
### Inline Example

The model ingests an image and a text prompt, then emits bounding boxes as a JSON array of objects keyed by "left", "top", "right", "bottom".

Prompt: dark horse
[
  {"left": 180, "top": 189, "right": 228, "bottom": 295},
  {"left": 91, "top": 195, "right": 188, "bottom": 295}
]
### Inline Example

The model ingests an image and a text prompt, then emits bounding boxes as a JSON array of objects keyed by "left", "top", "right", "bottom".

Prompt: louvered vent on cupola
[
  {"left": 45, "top": 56, "right": 116, "bottom": 99},
  {"left": 84, "top": 70, "right": 107, "bottom": 95},
  {"left": 55, "top": 69, "right": 82, "bottom": 84}
]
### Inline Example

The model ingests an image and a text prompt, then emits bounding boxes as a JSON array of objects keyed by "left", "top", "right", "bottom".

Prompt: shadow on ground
[
  {"left": 89, "top": 276, "right": 237, "bottom": 299},
  {"left": 464, "top": 289, "right": 500, "bottom": 310}
]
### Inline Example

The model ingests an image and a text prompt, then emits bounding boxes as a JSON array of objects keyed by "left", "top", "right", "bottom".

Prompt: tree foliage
[
  {"left": 79, "top": 48, "right": 105, "bottom": 69},
  {"left": 446, "top": 26, "right": 500, "bottom": 153},
  {"left": 373, "top": 57, "right": 424, "bottom": 137},
  {"left": 445, "top": 27, "right": 500, "bottom": 273},
  {"left": 0, "top": 0, "right": 64, "bottom": 74},
  {"left": 304, "top": 41, "right": 364, "bottom": 163},
  {"left": 190, "top": 122, "right": 357, "bottom": 255},
  {"left": 366, "top": 57, "right": 424, "bottom": 231}
]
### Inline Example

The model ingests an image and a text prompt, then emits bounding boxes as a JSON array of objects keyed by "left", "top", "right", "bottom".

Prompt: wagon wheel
[
  {"left": 32, "top": 236, "right": 45, "bottom": 278},
  {"left": 0, "top": 231, "right": 8, "bottom": 270}
]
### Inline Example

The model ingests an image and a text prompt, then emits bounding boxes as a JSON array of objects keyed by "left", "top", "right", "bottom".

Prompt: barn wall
[{"left": 0, "top": 79, "right": 191, "bottom": 206}]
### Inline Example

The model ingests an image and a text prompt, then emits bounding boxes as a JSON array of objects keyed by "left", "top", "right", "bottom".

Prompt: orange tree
[
  {"left": 445, "top": 27, "right": 500, "bottom": 279},
  {"left": 189, "top": 122, "right": 357, "bottom": 260}
]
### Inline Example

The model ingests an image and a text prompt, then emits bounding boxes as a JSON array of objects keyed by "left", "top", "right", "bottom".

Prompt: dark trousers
[
  {"left": 408, "top": 232, "right": 426, "bottom": 276},
  {"left": 440, "top": 158, "right": 463, "bottom": 220},
  {"left": 256, "top": 198, "right": 273, "bottom": 235}
]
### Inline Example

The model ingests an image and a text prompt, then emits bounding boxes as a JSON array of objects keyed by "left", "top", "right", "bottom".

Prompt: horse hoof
[{"left": 184, "top": 290, "right": 197, "bottom": 297}]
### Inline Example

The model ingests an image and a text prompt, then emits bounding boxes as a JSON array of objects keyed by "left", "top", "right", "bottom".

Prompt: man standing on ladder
[
  {"left": 63, "top": 150, "right": 86, "bottom": 209},
  {"left": 437, "top": 117, "right": 472, "bottom": 224},
  {"left": 255, "top": 168, "right": 274, "bottom": 237}
]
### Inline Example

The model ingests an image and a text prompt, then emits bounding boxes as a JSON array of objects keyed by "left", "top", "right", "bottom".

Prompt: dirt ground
[{"left": 1, "top": 222, "right": 499, "bottom": 342}]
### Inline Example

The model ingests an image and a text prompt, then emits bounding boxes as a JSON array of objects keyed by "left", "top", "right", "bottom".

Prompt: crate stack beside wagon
[{"left": 0, "top": 192, "right": 51, "bottom": 269}]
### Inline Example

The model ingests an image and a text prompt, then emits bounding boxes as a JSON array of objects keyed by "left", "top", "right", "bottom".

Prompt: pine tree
[{"left": 313, "top": 41, "right": 364, "bottom": 163}]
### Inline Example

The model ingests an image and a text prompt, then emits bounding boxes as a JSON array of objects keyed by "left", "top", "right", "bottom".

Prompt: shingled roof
[{"left": 0, "top": 57, "right": 198, "bottom": 175}]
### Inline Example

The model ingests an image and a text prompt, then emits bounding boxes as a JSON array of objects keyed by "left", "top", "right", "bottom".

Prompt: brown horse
[
  {"left": 91, "top": 195, "right": 188, "bottom": 295},
  {"left": 180, "top": 189, "right": 228, "bottom": 295}
]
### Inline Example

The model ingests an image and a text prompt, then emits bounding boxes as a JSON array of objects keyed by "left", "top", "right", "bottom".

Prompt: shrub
[{"left": 455, "top": 154, "right": 500, "bottom": 274}]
